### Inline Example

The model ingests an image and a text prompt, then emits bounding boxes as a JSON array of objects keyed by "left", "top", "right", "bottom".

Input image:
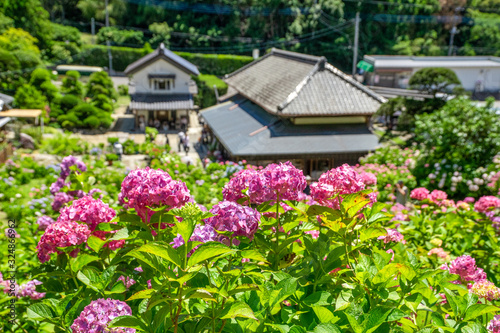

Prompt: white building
[
  {"left": 124, "top": 43, "right": 200, "bottom": 131},
  {"left": 359, "top": 55, "right": 500, "bottom": 94}
]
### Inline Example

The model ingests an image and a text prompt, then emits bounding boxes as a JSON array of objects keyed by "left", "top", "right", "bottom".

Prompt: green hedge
[
  {"left": 192, "top": 74, "right": 228, "bottom": 109},
  {"left": 174, "top": 52, "right": 253, "bottom": 76},
  {"left": 71, "top": 45, "right": 254, "bottom": 75},
  {"left": 74, "top": 45, "right": 148, "bottom": 72}
]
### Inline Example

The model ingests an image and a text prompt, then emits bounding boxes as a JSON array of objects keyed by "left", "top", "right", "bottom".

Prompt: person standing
[
  {"left": 183, "top": 135, "right": 190, "bottom": 155},
  {"left": 395, "top": 180, "right": 409, "bottom": 206},
  {"left": 114, "top": 141, "right": 123, "bottom": 161},
  {"left": 178, "top": 131, "right": 185, "bottom": 152}
]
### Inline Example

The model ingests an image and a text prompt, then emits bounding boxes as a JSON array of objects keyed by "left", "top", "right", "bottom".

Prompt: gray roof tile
[
  {"left": 130, "top": 93, "right": 194, "bottom": 110},
  {"left": 201, "top": 96, "right": 379, "bottom": 159},
  {"left": 124, "top": 44, "right": 199, "bottom": 76},
  {"left": 224, "top": 49, "right": 385, "bottom": 117}
]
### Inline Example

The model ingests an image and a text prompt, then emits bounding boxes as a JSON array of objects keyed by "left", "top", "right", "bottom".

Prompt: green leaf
[
  {"left": 87, "top": 235, "right": 106, "bottom": 252},
  {"left": 340, "top": 191, "right": 371, "bottom": 218},
  {"left": 187, "top": 242, "right": 236, "bottom": 268},
  {"left": 220, "top": 301, "right": 258, "bottom": 320},
  {"left": 76, "top": 267, "right": 102, "bottom": 292},
  {"left": 360, "top": 227, "right": 387, "bottom": 242},
  {"left": 127, "top": 289, "right": 156, "bottom": 301},
  {"left": 303, "top": 291, "right": 332, "bottom": 307},
  {"left": 313, "top": 306, "right": 335, "bottom": 324},
  {"left": 110, "top": 227, "right": 130, "bottom": 241},
  {"left": 289, "top": 326, "right": 307, "bottom": 333},
  {"left": 27, "top": 303, "right": 56, "bottom": 320},
  {"left": 95, "top": 223, "right": 123, "bottom": 231},
  {"left": 240, "top": 249, "right": 269, "bottom": 264},
  {"left": 387, "top": 308, "right": 406, "bottom": 322},
  {"left": 463, "top": 304, "right": 500, "bottom": 321},
  {"left": 362, "top": 306, "right": 393, "bottom": 333},
  {"left": 132, "top": 242, "right": 182, "bottom": 268},
  {"left": 443, "top": 288, "right": 459, "bottom": 317},
  {"left": 70, "top": 254, "right": 100, "bottom": 273},
  {"left": 314, "top": 323, "right": 341, "bottom": 333},
  {"left": 108, "top": 315, "right": 148, "bottom": 331}
]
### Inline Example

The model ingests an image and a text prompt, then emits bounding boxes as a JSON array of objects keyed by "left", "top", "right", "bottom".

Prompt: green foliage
[
  {"left": 409, "top": 67, "right": 462, "bottom": 98},
  {"left": 193, "top": 74, "right": 228, "bottom": 109},
  {"left": 61, "top": 71, "right": 84, "bottom": 97},
  {"left": 117, "top": 84, "right": 128, "bottom": 96},
  {"left": 0, "top": 27, "right": 42, "bottom": 70},
  {"left": 14, "top": 84, "right": 47, "bottom": 109},
  {"left": 30, "top": 68, "right": 59, "bottom": 103},
  {"left": 50, "top": 22, "right": 81, "bottom": 46},
  {"left": 176, "top": 52, "right": 254, "bottom": 76},
  {"left": 76, "top": 45, "right": 148, "bottom": 72},
  {"left": 85, "top": 71, "right": 116, "bottom": 100},
  {"left": 0, "top": 49, "right": 20, "bottom": 72},
  {"left": 40, "top": 132, "right": 88, "bottom": 155},
  {"left": 148, "top": 22, "right": 173, "bottom": 48},
  {"left": 0, "top": 12, "right": 13, "bottom": 33},
  {"left": 96, "top": 26, "right": 144, "bottom": 46}
]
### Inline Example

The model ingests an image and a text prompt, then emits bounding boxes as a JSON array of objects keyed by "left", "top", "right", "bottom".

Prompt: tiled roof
[
  {"left": 0, "top": 93, "right": 14, "bottom": 105},
  {"left": 130, "top": 94, "right": 194, "bottom": 110},
  {"left": 124, "top": 43, "right": 199, "bottom": 76},
  {"left": 201, "top": 95, "right": 379, "bottom": 159},
  {"left": 281, "top": 64, "right": 385, "bottom": 116},
  {"left": 223, "top": 48, "right": 386, "bottom": 117}
]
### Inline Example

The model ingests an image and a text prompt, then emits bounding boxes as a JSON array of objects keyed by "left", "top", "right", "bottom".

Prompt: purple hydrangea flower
[{"left": 71, "top": 298, "right": 135, "bottom": 333}]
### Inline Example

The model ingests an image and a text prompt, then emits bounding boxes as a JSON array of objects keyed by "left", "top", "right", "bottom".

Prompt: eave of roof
[
  {"left": 124, "top": 45, "right": 200, "bottom": 76},
  {"left": 200, "top": 96, "right": 379, "bottom": 158}
]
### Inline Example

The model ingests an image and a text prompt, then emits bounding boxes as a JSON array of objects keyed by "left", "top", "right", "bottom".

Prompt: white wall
[
  {"left": 129, "top": 58, "right": 192, "bottom": 94},
  {"left": 411, "top": 67, "right": 500, "bottom": 92}
]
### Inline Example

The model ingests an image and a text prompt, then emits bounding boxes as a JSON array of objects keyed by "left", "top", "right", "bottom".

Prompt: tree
[
  {"left": 77, "top": 0, "right": 126, "bottom": 25},
  {"left": 409, "top": 67, "right": 462, "bottom": 98},
  {"left": 29, "top": 68, "right": 59, "bottom": 104},
  {"left": 14, "top": 84, "right": 47, "bottom": 109},
  {"left": 86, "top": 71, "right": 117, "bottom": 100},
  {"left": 61, "top": 70, "right": 84, "bottom": 97},
  {"left": 148, "top": 22, "right": 173, "bottom": 48},
  {"left": 414, "top": 97, "right": 500, "bottom": 174}
]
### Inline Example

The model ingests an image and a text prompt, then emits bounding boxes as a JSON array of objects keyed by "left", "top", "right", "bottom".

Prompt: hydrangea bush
[{"left": 1, "top": 155, "right": 500, "bottom": 332}]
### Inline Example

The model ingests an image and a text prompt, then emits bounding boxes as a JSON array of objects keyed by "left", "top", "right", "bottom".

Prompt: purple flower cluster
[
  {"left": 36, "top": 221, "right": 91, "bottom": 263},
  {"left": 441, "top": 255, "right": 487, "bottom": 284},
  {"left": 52, "top": 192, "right": 73, "bottom": 212},
  {"left": 117, "top": 276, "right": 136, "bottom": 289},
  {"left": 171, "top": 224, "right": 218, "bottom": 254},
  {"left": 120, "top": 167, "right": 191, "bottom": 223},
  {"left": 36, "top": 215, "right": 55, "bottom": 231},
  {"left": 310, "top": 164, "right": 371, "bottom": 209},
  {"left": 205, "top": 201, "right": 260, "bottom": 242},
  {"left": 60, "top": 155, "right": 87, "bottom": 179},
  {"left": 489, "top": 315, "right": 500, "bottom": 333},
  {"left": 71, "top": 298, "right": 135, "bottom": 333},
  {"left": 223, "top": 162, "right": 306, "bottom": 204},
  {"left": 0, "top": 273, "right": 45, "bottom": 300}
]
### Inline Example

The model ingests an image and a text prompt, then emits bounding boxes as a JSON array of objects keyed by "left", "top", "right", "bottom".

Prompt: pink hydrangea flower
[
  {"left": 222, "top": 169, "right": 265, "bottom": 204},
  {"left": 427, "top": 248, "right": 449, "bottom": 260},
  {"left": 117, "top": 276, "right": 136, "bottom": 289},
  {"left": 58, "top": 196, "right": 116, "bottom": 232},
  {"left": 260, "top": 161, "right": 307, "bottom": 201},
  {"left": 442, "top": 255, "right": 487, "bottom": 283},
  {"left": 429, "top": 190, "right": 447, "bottom": 202},
  {"left": 470, "top": 280, "right": 500, "bottom": 300},
  {"left": 378, "top": 228, "right": 406, "bottom": 244},
  {"left": 310, "top": 164, "right": 369, "bottom": 209},
  {"left": 305, "top": 230, "right": 320, "bottom": 239},
  {"left": 18, "top": 280, "right": 45, "bottom": 300},
  {"left": 71, "top": 298, "right": 135, "bottom": 333},
  {"left": 205, "top": 201, "right": 260, "bottom": 241},
  {"left": 474, "top": 196, "right": 500, "bottom": 213},
  {"left": 359, "top": 172, "right": 377, "bottom": 186},
  {"left": 120, "top": 168, "right": 191, "bottom": 223},
  {"left": 36, "top": 216, "right": 55, "bottom": 231},
  {"left": 36, "top": 221, "right": 91, "bottom": 263},
  {"left": 463, "top": 197, "right": 475, "bottom": 203}
]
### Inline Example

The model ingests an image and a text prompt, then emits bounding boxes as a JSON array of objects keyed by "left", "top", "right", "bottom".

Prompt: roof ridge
[
  {"left": 224, "top": 52, "right": 272, "bottom": 79},
  {"left": 124, "top": 46, "right": 199, "bottom": 76},
  {"left": 270, "top": 48, "right": 323, "bottom": 64},
  {"left": 278, "top": 57, "right": 327, "bottom": 111},
  {"left": 324, "top": 63, "right": 387, "bottom": 104}
]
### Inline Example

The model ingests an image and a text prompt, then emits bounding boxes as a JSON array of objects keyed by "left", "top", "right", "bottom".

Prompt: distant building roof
[
  {"left": 130, "top": 93, "right": 195, "bottom": 110},
  {"left": 56, "top": 65, "right": 103, "bottom": 73},
  {"left": 364, "top": 55, "right": 500, "bottom": 69},
  {"left": 124, "top": 43, "right": 200, "bottom": 76},
  {"left": 224, "top": 48, "right": 385, "bottom": 117},
  {"left": 201, "top": 96, "right": 379, "bottom": 159},
  {"left": 0, "top": 92, "right": 14, "bottom": 106},
  {"left": 0, "top": 117, "right": 11, "bottom": 128}
]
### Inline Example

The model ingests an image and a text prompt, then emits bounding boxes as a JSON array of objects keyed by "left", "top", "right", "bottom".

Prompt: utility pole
[
  {"left": 448, "top": 7, "right": 459, "bottom": 56},
  {"left": 352, "top": 11, "right": 360, "bottom": 77},
  {"left": 105, "top": 0, "right": 113, "bottom": 74},
  {"left": 91, "top": 17, "right": 95, "bottom": 44}
]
